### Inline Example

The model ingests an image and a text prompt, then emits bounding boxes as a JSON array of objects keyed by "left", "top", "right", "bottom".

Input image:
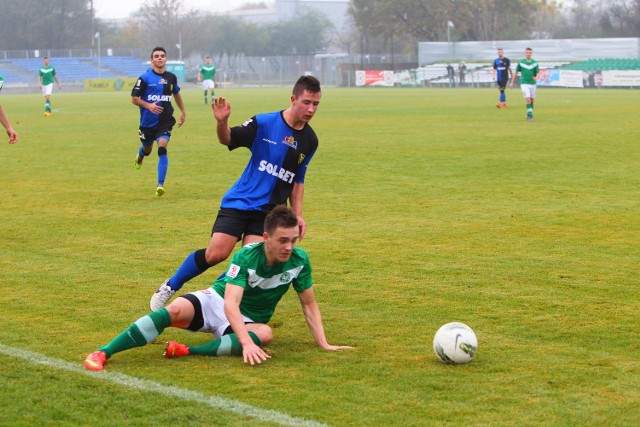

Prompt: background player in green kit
[
  {"left": 38, "top": 56, "right": 62, "bottom": 117},
  {"left": 198, "top": 56, "right": 216, "bottom": 105},
  {"left": 84, "top": 206, "right": 352, "bottom": 370},
  {"left": 510, "top": 47, "right": 540, "bottom": 121}
]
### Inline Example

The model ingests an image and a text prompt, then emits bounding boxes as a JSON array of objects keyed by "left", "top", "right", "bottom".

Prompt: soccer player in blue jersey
[
  {"left": 85, "top": 206, "right": 352, "bottom": 371},
  {"left": 492, "top": 48, "right": 512, "bottom": 108},
  {"left": 149, "top": 75, "right": 321, "bottom": 311},
  {"left": 132, "top": 47, "right": 186, "bottom": 197}
]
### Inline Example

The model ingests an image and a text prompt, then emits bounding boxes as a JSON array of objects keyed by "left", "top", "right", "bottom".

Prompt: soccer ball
[{"left": 433, "top": 322, "right": 478, "bottom": 364}]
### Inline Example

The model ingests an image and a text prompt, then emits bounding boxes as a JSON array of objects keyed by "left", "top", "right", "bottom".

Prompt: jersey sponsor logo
[
  {"left": 258, "top": 160, "right": 296, "bottom": 183},
  {"left": 282, "top": 136, "right": 297, "bottom": 149},
  {"left": 146, "top": 94, "right": 172, "bottom": 102},
  {"left": 228, "top": 263, "right": 241, "bottom": 278},
  {"left": 242, "top": 118, "right": 254, "bottom": 127}
]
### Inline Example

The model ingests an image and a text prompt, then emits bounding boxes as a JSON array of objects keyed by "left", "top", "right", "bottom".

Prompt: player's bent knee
[
  {"left": 250, "top": 324, "right": 273, "bottom": 345},
  {"left": 204, "top": 247, "right": 234, "bottom": 266},
  {"left": 158, "top": 146, "right": 167, "bottom": 156},
  {"left": 166, "top": 298, "right": 195, "bottom": 327}
]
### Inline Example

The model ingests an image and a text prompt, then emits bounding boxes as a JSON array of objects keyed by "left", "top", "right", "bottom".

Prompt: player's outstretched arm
[
  {"left": 298, "top": 287, "right": 353, "bottom": 351},
  {"left": 212, "top": 97, "right": 232, "bottom": 146}
]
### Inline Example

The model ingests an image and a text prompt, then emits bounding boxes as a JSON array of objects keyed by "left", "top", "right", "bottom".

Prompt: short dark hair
[
  {"left": 525, "top": 47, "right": 533, "bottom": 52},
  {"left": 292, "top": 75, "right": 321, "bottom": 97},
  {"left": 264, "top": 206, "right": 298, "bottom": 235},
  {"left": 151, "top": 47, "right": 167, "bottom": 58}
]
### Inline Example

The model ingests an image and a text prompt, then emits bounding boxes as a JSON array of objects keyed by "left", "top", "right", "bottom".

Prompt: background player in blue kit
[
  {"left": 492, "top": 48, "right": 512, "bottom": 108},
  {"left": 132, "top": 47, "right": 186, "bottom": 197},
  {"left": 149, "top": 75, "right": 321, "bottom": 310}
]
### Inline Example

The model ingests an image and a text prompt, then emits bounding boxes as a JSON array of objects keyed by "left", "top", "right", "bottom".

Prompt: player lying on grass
[{"left": 85, "top": 206, "right": 352, "bottom": 370}]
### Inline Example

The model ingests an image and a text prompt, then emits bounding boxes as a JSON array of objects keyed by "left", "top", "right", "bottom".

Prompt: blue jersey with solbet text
[
  {"left": 131, "top": 68, "right": 180, "bottom": 128},
  {"left": 221, "top": 111, "right": 318, "bottom": 212},
  {"left": 493, "top": 57, "right": 511, "bottom": 82}
]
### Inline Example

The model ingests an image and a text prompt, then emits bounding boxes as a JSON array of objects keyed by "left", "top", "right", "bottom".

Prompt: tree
[
  {"left": 0, "top": 0, "right": 93, "bottom": 49},
  {"left": 349, "top": 0, "right": 562, "bottom": 47},
  {"left": 267, "top": 11, "right": 333, "bottom": 55}
]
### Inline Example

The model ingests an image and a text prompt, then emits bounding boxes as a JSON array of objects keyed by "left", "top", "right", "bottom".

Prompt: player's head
[
  {"left": 497, "top": 48, "right": 504, "bottom": 57},
  {"left": 525, "top": 47, "right": 532, "bottom": 60},
  {"left": 290, "top": 75, "right": 321, "bottom": 124},
  {"left": 204, "top": 56, "right": 211, "bottom": 64},
  {"left": 43, "top": 56, "right": 49, "bottom": 65},
  {"left": 292, "top": 75, "right": 321, "bottom": 98},
  {"left": 263, "top": 206, "right": 299, "bottom": 263},
  {"left": 151, "top": 47, "right": 167, "bottom": 59}
]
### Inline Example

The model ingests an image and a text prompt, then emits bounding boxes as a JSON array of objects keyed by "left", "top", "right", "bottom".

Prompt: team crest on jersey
[
  {"left": 282, "top": 136, "right": 297, "bottom": 149},
  {"left": 279, "top": 272, "right": 292, "bottom": 283},
  {"left": 298, "top": 153, "right": 306, "bottom": 165},
  {"left": 159, "top": 78, "right": 167, "bottom": 84},
  {"left": 228, "top": 263, "right": 241, "bottom": 278}
]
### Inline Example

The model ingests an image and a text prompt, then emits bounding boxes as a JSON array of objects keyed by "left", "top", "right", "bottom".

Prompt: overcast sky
[{"left": 92, "top": 0, "right": 272, "bottom": 19}]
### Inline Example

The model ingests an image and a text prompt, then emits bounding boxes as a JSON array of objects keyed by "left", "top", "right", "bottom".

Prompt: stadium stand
[
  {"left": 561, "top": 58, "right": 640, "bottom": 71},
  {"left": 1, "top": 56, "right": 146, "bottom": 85},
  {"left": 86, "top": 56, "right": 147, "bottom": 77}
]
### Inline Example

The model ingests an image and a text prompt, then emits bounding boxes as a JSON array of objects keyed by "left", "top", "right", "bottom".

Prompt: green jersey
[
  {"left": 199, "top": 64, "right": 216, "bottom": 80},
  {"left": 39, "top": 65, "right": 56, "bottom": 85},
  {"left": 515, "top": 59, "right": 539, "bottom": 85},
  {"left": 212, "top": 242, "right": 313, "bottom": 324}
]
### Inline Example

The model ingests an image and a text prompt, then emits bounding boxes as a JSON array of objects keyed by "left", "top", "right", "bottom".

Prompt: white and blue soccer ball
[{"left": 433, "top": 322, "right": 478, "bottom": 364}]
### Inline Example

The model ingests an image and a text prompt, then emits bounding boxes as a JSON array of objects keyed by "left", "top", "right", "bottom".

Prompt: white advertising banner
[
  {"left": 559, "top": 70, "right": 585, "bottom": 88},
  {"left": 601, "top": 70, "right": 640, "bottom": 87},
  {"left": 356, "top": 70, "right": 395, "bottom": 87}
]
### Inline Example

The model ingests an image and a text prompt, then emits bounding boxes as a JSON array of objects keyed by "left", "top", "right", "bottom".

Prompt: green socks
[
  {"left": 188, "top": 332, "right": 261, "bottom": 356},
  {"left": 98, "top": 308, "right": 172, "bottom": 358}
]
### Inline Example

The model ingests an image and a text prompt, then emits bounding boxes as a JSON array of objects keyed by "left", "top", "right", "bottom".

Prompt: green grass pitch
[{"left": 1, "top": 86, "right": 639, "bottom": 426}]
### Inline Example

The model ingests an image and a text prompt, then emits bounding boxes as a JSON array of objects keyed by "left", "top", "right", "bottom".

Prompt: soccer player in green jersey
[
  {"left": 85, "top": 206, "right": 352, "bottom": 370},
  {"left": 198, "top": 56, "right": 216, "bottom": 104},
  {"left": 510, "top": 47, "right": 540, "bottom": 121},
  {"left": 38, "top": 56, "right": 62, "bottom": 117}
]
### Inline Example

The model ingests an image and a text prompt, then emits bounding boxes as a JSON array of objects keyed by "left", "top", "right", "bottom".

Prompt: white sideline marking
[{"left": 0, "top": 344, "right": 327, "bottom": 427}]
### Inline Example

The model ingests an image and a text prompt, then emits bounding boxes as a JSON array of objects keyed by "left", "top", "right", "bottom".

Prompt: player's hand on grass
[
  {"left": 322, "top": 344, "right": 354, "bottom": 351},
  {"left": 243, "top": 342, "right": 271, "bottom": 365}
]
